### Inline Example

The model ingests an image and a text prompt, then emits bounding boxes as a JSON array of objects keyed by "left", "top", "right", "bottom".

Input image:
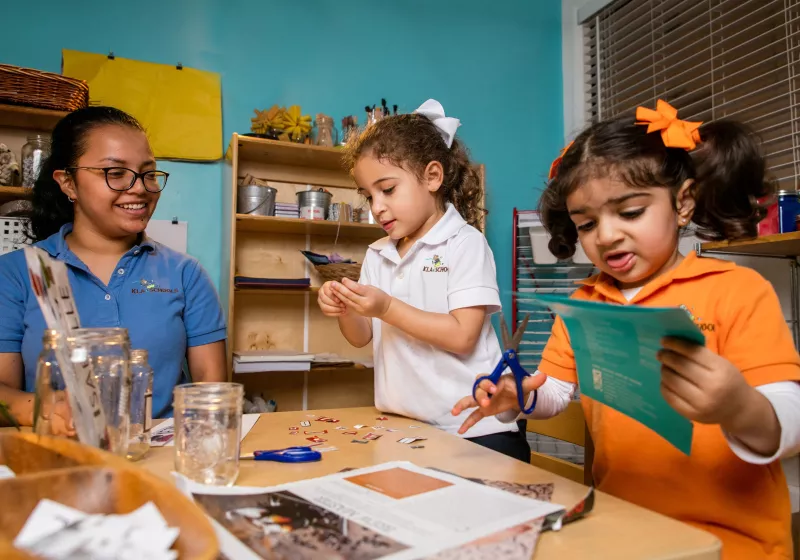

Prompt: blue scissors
[
  {"left": 472, "top": 313, "right": 538, "bottom": 414},
  {"left": 251, "top": 446, "right": 322, "bottom": 463}
]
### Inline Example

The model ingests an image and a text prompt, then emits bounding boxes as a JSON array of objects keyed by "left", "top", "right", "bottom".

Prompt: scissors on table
[
  {"left": 472, "top": 312, "right": 538, "bottom": 414},
  {"left": 243, "top": 446, "right": 322, "bottom": 463}
]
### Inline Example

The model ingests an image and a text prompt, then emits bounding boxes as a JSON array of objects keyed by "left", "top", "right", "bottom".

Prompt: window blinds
[{"left": 584, "top": 0, "right": 800, "bottom": 189}]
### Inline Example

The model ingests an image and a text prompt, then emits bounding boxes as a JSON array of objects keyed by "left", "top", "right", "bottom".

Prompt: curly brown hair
[
  {"left": 342, "top": 113, "right": 486, "bottom": 229},
  {"left": 540, "top": 117, "right": 773, "bottom": 259}
]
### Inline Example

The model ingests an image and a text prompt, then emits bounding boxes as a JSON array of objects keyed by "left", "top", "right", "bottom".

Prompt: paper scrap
[
  {"left": 351, "top": 439, "right": 369, "bottom": 444},
  {"left": 300, "top": 421, "right": 311, "bottom": 427},
  {"left": 353, "top": 424, "right": 367, "bottom": 429},
  {"left": 411, "top": 445, "right": 425, "bottom": 449},
  {"left": 289, "top": 426, "right": 298, "bottom": 431},
  {"left": 316, "top": 446, "right": 338, "bottom": 453},
  {"left": 15, "top": 500, "right": 178, "bottom": 560},
  {"left": 363, "top": 433, "right": 382, "bottom": 441},
  {"left": 0, "top": 465, "right": 15, "bottom": 479},
  {"left": 304, "top": 430, "right": 328, "bottom": 435},
  {"left": 343, "top": 430, "right": 357, "bottom": 436},
  {"left": 151, "top": 413, "right": 260, "bottom": 447},
  {"left": 398, "top": 437, "right": 426, "bottom": 445}
]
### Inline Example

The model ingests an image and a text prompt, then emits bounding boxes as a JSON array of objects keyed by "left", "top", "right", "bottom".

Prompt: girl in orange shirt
[{"left": 454, "top": 101, "right": 800, "bottom": 559}]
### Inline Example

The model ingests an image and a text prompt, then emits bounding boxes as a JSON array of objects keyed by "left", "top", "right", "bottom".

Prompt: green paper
[{"left": 532, "top": 294, "right": 702, "bottom": 455}]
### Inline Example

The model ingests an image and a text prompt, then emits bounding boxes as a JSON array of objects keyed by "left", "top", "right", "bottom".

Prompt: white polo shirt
[{"left": 359, "top": 204, "right": 517, "bottom": 438}]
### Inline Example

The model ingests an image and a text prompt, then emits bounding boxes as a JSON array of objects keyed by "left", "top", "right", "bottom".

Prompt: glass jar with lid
[{"left": 21, "top": 134, "right": 50, "bottom": 188}]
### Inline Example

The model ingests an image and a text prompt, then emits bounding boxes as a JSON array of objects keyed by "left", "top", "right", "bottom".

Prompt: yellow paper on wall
[{"left": 62, "top": 49, "right": 222, "bottom": 161}]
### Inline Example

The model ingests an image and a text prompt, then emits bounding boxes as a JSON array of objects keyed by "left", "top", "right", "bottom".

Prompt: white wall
[{"left": 562, "top": 0, "right": 800, "bottom": 513}]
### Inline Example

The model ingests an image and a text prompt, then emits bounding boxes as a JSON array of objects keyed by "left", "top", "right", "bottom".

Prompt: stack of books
[
  {"left": 275, "top": 203, "right": 300, "bottom": 218},
  {"left": 233, "top": 350, "right": 314, "bottom": 374}
]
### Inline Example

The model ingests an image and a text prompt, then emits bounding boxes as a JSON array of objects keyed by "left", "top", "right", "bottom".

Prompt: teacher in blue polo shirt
[{"left": 0, "top": 106, "right": 227, "bottom": 428}]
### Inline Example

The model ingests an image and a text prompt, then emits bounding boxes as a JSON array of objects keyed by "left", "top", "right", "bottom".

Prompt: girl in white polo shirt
[{"left": 317, "top": 100, "right": 543, "bottom": 461}]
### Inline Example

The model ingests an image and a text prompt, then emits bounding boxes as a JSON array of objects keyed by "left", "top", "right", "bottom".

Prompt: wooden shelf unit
[
  {"left": 221, "top": 133, "right": 377, "bottom": 411},
  {"left": 0, "top": 103, "right": 67, "bottom": 131},
  {"left": 699, "top": 232, "right": 800, "bottom": 257},
  {"left": 0, "top": 186, "right": 32, "bottom": 205}
]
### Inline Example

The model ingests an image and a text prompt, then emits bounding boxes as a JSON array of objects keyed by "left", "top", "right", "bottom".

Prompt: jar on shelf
[
  {"left": 21, "top": 135, "right": 50, "bottom": 188},
  {"left": 312, "top": 114, "right": 338, "bottom": 147}
]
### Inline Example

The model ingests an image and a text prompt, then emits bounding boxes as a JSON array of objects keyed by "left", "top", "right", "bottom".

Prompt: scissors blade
[
  {"left": 499, "top": 312, "right": 512, "bottom": 349},
  {"left": 510, "top": 313, "right": 531, "bottom": 351}
]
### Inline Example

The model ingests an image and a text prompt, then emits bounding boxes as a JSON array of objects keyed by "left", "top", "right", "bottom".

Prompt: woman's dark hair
[
  {"left": 343, "top": 113, "right": 486, "bottom": 229},
  {"left": 29, "top": 106, "right": 144, "bottom": 242},
  {"left": 539, "top": 117, "right": 774, "bottom": 259}
]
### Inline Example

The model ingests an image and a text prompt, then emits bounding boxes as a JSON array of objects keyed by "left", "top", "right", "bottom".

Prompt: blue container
[{"left": 778, "top": 190, "right": 800, "bottom": 233}]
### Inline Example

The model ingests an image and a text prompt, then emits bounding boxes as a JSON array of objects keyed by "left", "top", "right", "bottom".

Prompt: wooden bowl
[{"left": 0, "top": 433, "right": 219, "bottom": 559}]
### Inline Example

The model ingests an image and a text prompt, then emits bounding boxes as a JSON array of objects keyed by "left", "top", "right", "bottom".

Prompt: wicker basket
[
  {"left": 314, "top": 262, "right": 362, "bottom": 283},
  {"left": 0, "top": 64, "right": 89, "bottom": 112}
]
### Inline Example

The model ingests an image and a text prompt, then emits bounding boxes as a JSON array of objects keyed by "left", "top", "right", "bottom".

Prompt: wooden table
[{"left": 140, "top": 407, "right": 721, "bottom": 560}]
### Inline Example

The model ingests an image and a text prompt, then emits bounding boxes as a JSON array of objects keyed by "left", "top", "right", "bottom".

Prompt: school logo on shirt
[
  {"left": 131, "top": 278, "right": 179, "bottom": 295},
  {"left": 422, "top": 254, "right": 448, "bottom": 273},
  {"left": 680, "top": 304, "right": 715, "bottom": 332}
]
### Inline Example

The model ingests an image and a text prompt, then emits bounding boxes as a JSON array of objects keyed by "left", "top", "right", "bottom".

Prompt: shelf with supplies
[
  {"left": 0, "top": 103, "right": 68, "bottom": 131},
  {"left": 0, "top": 186, "right": 32, "bottom": 204},
  {"left": 230, "top": 135, "right": 353, "bottom": 189},
  {"left": 698, "top": 232, "right": 800, "bottom": 257},
  {"left": 235, "top": 213, "right": 384, "bottom": 239}
]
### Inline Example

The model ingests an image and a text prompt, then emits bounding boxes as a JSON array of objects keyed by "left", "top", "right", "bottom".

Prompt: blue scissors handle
[
  {"left": 253, "top": 446, "right": 322, "bottom": 463},
  {"left": 472, "top": 349, "right": 538, "bottom": 415}
]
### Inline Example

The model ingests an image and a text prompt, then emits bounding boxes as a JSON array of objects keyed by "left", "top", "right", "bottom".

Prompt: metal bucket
[
  {"left": 297, "top": 188, "right": 332, "bottom": 220},
  {"left": 237, "top": 184, "right": 277, "bottom": 216}
]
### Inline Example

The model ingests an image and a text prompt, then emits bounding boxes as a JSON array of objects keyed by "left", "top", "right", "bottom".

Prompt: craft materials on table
[
  {"left": 531, "top": 293, "right": 701, "bottom": 454},
  {"left": 14, "top": 500, "right": 178, "bottom": 560},
  {"left": 242, "top": 446, "right": 322, "bottom": 463},
  {"left": 180, "top": 461, "right": 566, "bottom": 560}
]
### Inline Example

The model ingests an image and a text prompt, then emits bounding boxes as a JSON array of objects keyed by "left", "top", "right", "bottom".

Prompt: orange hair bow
[
  {"left": 635, "top": 99, "right": 702, "bottom": 150},
  {"left": 548, "top": 141, "right": 574, "bottom": 180}
]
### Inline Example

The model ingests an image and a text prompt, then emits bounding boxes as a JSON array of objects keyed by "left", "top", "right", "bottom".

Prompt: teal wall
[{"left": 0, "top": 0, "right": 563, "bottom": 315}]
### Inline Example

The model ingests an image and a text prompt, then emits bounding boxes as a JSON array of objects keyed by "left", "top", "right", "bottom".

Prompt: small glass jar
[
  {"left": 127, "top": 349, "right": 153, "bottom": 461},
  {"left": 34, "top": 330, "right": 76, "bottom": 440},
  {"left": 21, "top": 135, "right": 50, "bottom": 188},
  {"left": 312, "top": 114, "right": 338, "bottom": 147},
  {"left": 68, "top": 328, "right": 132, "bottom": 457},
  {"left": 174, "top": 382, "right": 243, "bottom": 486}
]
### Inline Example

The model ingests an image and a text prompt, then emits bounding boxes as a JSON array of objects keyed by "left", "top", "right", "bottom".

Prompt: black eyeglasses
[{"left": 66, "top": 166, "right": 169, "bottom": 193}]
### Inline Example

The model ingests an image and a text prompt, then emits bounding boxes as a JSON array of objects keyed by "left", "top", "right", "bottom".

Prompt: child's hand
[
  {"left": 451, "top": 372, "right": 547, "bottom": 435},
  {"left": 657, "top": 337, "right": 752, "bottom": 426},
  {"left": 331, "top": 278, "right": 392, "bottom": 318},
  {"left": 318, "top": 281, "right": 347, "bottom": 317}
]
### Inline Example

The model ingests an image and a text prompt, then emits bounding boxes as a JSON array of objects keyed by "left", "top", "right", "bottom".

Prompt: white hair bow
[{"left": 413, "top": 99, "right": 461, "bottom": 149}]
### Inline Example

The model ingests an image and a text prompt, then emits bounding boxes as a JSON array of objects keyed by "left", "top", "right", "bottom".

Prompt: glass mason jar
[
  {"left": 34, "top": 330, "right": 76, "bottom": 440},
  {"left": 174, "top": 382, "right": 244, "bottom": 486},
  {"left": 127, "top": 349, "right": 153, "bottom": 461},
  {"left": 67, "top": 328, "right": 132, "bottom": 457},
  {"left": 21, "top": 134, "right": 50, "bottom": 188},
  {"left": 312, "top": 114, "right": 338, "bottom": 147}
]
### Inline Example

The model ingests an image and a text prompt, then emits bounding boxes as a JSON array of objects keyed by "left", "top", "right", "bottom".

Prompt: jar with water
[
  {"left": 34, "top": 330, "right": 76, "bottom": 439},
  {"left": 127, "top": 349, "right": 153, "bottom": 461},
  {"left": 174, "top": 382, "right": 243, "bottom": 486}
]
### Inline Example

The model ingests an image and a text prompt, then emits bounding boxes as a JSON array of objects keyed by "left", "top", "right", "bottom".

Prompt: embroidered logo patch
[
  {"left": 422, "top": 254, "right": 448, "bottom": 273},
  {"left": 680, "top": 304, "right": 715, "bottom": 332},
  {"left": 132, "top": 278, "right": 179, "bottom": 294}
]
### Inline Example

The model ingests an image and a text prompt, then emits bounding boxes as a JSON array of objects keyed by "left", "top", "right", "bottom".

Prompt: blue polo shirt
[{"left": 0, "top": 223, "right": 227, "bottom": 418}]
